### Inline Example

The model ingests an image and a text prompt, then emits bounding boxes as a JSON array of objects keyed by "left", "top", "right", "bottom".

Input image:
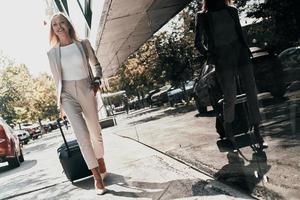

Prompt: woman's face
[{"left": 51, "top": 15, "right": 70, "bottom": 38}]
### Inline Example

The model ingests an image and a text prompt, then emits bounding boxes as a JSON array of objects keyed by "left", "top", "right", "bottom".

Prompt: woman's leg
[
  {"left": 238, "top": 64, "right": 261, "bottom": 125},
  {"left": 97, "top": 158, "right": 107, "bottom": 176},
  {"left": 239, "top": 64, "right": 267, "bottom": 148},
  {"left": 76, "top": 79, "right": 106, "bottom": 174},
  {"left": 216, "top": 68, "right": 238, "bottom": 150},
  {"left": 61, "top": 91, "right": 99, "bottom": 170},
  {"left": 61, "top": 80, "right": 106, "bottom": 191},
  {"left": 215, "top": 44, "right": 239, "bottom": 150},
  {"left": 216, "top": 67, "right": 237, "bottom": 124},
  {"left": 91, "top": 167, "right": 106, "bottom": 194}
]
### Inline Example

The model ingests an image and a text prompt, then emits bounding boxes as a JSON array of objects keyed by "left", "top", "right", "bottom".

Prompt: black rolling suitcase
[
  {"left": 216, "top": 93, "right": 250, "bottom": 139},
  {"left": 216, "top": 94, "right": 256, "bottom": 151},
  {"left": 57, "top": 119, "right": 92, "bottom": 182}
]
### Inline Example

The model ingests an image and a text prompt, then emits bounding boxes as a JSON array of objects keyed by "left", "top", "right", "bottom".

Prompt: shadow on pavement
[
  {"left": 73, "top": 173, "right": 232, "bottom": 199},
  {"left": 214, "top": 150, "right": 282, "bottom": 199},
  {"left": 0, "top": 159, "right": 37, "bottom": 178},
  {"left": 128, "top": 113, "right": 167, "bottom": 125},
  {"left": 164, "top": 104, "right": 197, "bottom": 115},
  {"left": 25, "top": 140, "right": 60, "bottom": 155},
  {"left": 129, "top": 104, "right": 197, "bottom": 126},
  {"left": 127, "top": 107, "right": 161, "bottom": 119}
]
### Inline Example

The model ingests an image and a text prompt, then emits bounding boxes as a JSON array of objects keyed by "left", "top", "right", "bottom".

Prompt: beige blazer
[{"left": 47, "top": 39, "right": 102, "bottom": 108}]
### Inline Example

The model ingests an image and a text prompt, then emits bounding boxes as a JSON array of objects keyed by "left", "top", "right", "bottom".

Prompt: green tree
[
  {"left": 118, "top": 39, "right": 161, "bottom": 99},
  {"left": 0, "top": 64, "right": 31, "bottom": 124},
  {"left": 0, "top": 90, "right": 17, "bottom": 124},
  {"left": 154, "top": 1, "right": 203, "bottom": 94},
  {"left": 116, "top": 0, "right": 203, "bottom": 102},
  {"left": 0, "top": 62, "right": 58, "bottom": 124},
  {"left": 239, "top": 0, "right": 300, "bottom": 52},
  {"left": 30, "top": 73, "right": 58, "bottom": 121}
]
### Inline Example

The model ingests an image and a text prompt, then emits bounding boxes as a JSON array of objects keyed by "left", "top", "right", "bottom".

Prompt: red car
[{"left": 0, "top": 117, "right": 24, "bottom": 168}]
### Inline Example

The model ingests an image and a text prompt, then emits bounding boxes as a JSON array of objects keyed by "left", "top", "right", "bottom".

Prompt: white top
[{"left": 60, "top": 43, "right": 89, "bottom": 80}]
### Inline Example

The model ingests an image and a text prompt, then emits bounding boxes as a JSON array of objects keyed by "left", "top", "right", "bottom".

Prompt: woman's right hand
[
  {"left": 60, "top": 107, "right": 66, "bottom": 119},
  {"left": 93, "top": 85, "right": 99, "bottom": 96},
  {"left": 92, "top": 78, "right": 101, "bottom": 96}
]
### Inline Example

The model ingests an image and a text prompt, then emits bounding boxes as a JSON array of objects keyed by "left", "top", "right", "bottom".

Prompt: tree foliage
[
  {"left": 114, "top": 0, "right": 203, "bottom": 98},
  {"left": 117, "top": 39, "right": 161, "bottom": 98},
  {"left": 110, "top": 0, "right": 298, "bottom": 101},
  {"left": 0, "top": 61, "right": 58, "bottom": 124},
  {"left": 240, "top": 0, "right": 300, "bottom": 52},
  {"left": 30, "top": 73, "right": 58, "bottom": 121}
]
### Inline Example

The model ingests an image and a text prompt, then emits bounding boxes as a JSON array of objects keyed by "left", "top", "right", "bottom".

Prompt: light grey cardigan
[{"left": 47, "top": 39, "right": 102, "bottom": 108}]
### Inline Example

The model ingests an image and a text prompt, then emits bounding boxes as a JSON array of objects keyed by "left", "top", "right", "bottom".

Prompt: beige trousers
[{"left": 61, "top": 78, "right": 104, "bottom": 169}]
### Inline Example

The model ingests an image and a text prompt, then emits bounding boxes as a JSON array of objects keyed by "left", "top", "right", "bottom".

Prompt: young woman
[
  {"left": 47, "top": 13, "right": 107, "bottom": 195},
  {"left": 194, "top": 0, "right": 268, "bottom": 150}
]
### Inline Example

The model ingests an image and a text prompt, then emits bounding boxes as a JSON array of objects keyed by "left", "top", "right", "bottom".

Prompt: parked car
[
  {"left": 14, "top": 130, "right": 30, "bottom": 145},
  {"left": 168, "top": 80, "right": 195, "bottom": 106},
  {"left": 145, "top": 89, "right": 160, "bottom": 107},
  {"left": 128, "top": 97, "right": 140, "bottom": 110},
  {"left": 151, "top": 85, "right": 172, "bottom": 106},
  {"left": 193, "top": 46, "right": 286, "bottom": 114},
  {"left": 47, "top": 121, "right": 59, "bottom": 132},
  {"left": 278, "top": 46, "right": 300, "bottom": 92},
  {"left": 21, "top": 123, "right": 41, "bottom": 140},
  {"left": 193, "top": 64, "right": 221, "bottom": 114},
  {"left": 0, "top": 117, "right": 24, "bottom": 168},
  {"left": 250, "top": 46, "right": 286, "bottom": 98},
  {"left": 42, "top": 124, "right": 50, "bottom": 133}
]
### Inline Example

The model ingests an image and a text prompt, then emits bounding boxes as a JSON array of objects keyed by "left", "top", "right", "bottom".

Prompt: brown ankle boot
[{"left": 98, "top": 158, "right": 107, "bottom": 179}]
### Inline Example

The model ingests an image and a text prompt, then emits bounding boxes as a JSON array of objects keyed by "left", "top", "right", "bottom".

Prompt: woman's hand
[
  {"left": 60, "top": 107, "right": 66, "bottom": 119},
  {"left": 93, "top": 85, "right": 99, "bottom": 96},
  {"left": 92, "top": 78, "right": 101, "bottom": 96}
]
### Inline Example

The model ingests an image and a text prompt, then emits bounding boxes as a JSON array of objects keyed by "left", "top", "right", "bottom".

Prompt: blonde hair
[{"left": 49, "top": 13, "right": 78, "bottom": 47}]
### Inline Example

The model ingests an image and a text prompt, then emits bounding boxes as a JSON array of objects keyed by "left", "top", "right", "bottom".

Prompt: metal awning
[{"left": 95, "top": 0, "right": 192, "bottom": 78}]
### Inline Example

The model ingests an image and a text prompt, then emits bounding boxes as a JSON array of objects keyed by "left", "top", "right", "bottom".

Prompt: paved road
[
  {"left": 0, "top": 92, "right": 298, "bottom": 200},
  {"left": 109, "top": 92, "right": 300, "bottom": 200},
  {"left": 0, "top": 126, "right": 251, "bottom": 200}
]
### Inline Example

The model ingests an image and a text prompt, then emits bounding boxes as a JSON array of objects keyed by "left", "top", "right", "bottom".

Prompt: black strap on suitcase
[{"left": 56, "top": 119, "right": 92, "bottom": 182}]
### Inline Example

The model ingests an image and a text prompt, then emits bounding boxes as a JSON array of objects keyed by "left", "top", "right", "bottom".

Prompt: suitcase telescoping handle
[{"left": 57, "top": 119, "right": 71, "bottom": 157}]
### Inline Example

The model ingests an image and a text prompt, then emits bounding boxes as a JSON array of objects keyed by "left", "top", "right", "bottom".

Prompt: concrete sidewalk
[
  {"left": 107, "top": 92, "right": 300, "bottom": 200},
  {"left": 0, "top": 128, "right": 251, "bottom": 200}
]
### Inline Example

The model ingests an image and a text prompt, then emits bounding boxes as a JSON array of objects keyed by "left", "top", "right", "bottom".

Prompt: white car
[{"left": 14, "top": 130, "right": 30, "bottom": 144}]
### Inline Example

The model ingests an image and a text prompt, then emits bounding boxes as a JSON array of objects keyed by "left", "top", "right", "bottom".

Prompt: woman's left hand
[{"left": 93, "top": 85, "right": 99, "bottom": 96}]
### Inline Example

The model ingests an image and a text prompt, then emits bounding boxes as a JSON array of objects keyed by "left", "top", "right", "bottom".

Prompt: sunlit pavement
[
  {"left": 108, "top": 92, "right": 300, "bottom": 200},
  {"left": 0, "top": 92, "right": 298, "bottom": 200},
  {"left": 0, "top": 125, "right": 250, "bottom": 200}
]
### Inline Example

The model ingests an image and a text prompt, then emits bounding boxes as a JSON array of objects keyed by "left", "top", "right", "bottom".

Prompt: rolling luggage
[
  {"left": 57, "top": 119, "right": 92, "bottom": 182},
  {"left": 216, "top": 94, "right": 259, "bottom": 152},
  {"left": 215, "top": 93, "right": 250, "bottom": 139}
]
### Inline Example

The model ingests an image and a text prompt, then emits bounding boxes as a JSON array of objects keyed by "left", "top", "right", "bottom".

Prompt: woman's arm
[
  {"left": 194, "top": 12, "right": 209, "bottom": 56},
  {"left": 230, "top": 7, "right": 252, "bottom": 55},
  {"left": 83, "top": 39, "right": 103, "bottom": 79}
]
